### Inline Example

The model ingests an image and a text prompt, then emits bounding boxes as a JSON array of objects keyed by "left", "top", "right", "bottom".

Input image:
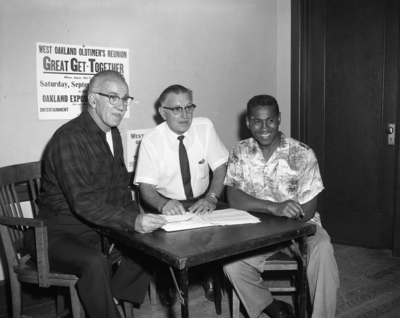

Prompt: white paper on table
[{"left": 161, "top": 209, "right": 260, "bottom": 232}]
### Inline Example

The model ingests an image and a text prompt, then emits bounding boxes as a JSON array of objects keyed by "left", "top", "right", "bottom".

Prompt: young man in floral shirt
[{"left": 223, "top": 95, "right": 339, "bottom": 318}]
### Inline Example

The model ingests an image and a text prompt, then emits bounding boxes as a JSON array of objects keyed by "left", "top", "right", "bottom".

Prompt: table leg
[
  {"left": 213, "top": 265, "right": 222, "bottom": 315},
  {"left": 298, "top": 236, "right": 308, "bottom": 318},
  {"left": 179, "top": 268, "right": 189, "bottom": 318}
]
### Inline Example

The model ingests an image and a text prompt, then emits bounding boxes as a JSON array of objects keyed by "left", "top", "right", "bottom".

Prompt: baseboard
[{"left": 0, "top": 279, "right": 56, "bottom": 316}]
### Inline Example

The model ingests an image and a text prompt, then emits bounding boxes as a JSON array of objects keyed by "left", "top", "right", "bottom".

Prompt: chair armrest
[
  {"left": 0, "top": 216, "right": 48, "bottom": 228},
  {"left": 34, "top": 223, "right": 51, "bottom": 287},
  {"left": 0, "top": 216, "right": 51, "bottom": 287}
]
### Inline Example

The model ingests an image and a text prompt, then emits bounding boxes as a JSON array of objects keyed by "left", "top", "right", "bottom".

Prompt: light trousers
[{"left": 223, "top": 223, "right": 340, "bottom": 318}]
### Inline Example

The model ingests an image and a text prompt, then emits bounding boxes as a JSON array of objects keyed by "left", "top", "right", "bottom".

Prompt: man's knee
[
  {"left": 80, "top": 250, "right": 111, "bottom": 277},
  {"left": 308, "top": 226, "right": 333, "bottom": 253},
  {"left": 223, "top": 259, "right": 242, "bottom": 277}
]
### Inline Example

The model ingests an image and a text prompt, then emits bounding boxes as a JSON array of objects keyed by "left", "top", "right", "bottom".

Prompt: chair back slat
[
  {"left": 7, "top": 183, "right": 25, "bottom": 219},
  {"left": 29, "top": 178, "right": 41, "bottom": 216},
  {"left": 0, "top": 186, "right": 14, "bottom": 216}
]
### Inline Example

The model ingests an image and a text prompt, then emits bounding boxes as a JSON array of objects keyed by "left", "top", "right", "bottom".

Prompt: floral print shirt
[{"left": 224, "top": 133, "right": 324, "bottom": 225}]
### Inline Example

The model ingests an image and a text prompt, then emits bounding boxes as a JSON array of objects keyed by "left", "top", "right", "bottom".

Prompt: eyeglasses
[
  {"left": 95, "top": 92, "right": 134, "bottom": 106},
  {"left": 162, "top": 104, "right": 196, "bottom": 115}
]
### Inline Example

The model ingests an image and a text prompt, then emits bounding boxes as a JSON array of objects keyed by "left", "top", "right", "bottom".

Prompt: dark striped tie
[{"left": 178, "top": 135, "right": 194, "bottom": 200}]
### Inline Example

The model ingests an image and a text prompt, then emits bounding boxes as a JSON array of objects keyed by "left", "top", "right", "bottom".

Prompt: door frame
[{"left": 291, "top": 0, "right": 400, "bottom": 255}]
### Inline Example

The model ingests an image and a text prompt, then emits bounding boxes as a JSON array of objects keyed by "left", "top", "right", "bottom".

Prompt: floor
[
  {"left": 334, "top": 244, "right": 400, "bottom": 318},
  {"left": 4, "top": 243, "right": 400, "bottom": 318}
]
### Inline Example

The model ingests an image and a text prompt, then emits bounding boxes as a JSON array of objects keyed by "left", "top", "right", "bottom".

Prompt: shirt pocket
[
  {"left": 90, "top": 161, "right": 109, "bottom": 191},
  {"left": 197, "top": 158, "right": 209, "bottom": 180}
]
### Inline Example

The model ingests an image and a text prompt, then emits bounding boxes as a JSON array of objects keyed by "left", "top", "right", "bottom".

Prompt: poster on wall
[
  {"left": 127, "top": 129, "right": 150, "bottom": 172},
  {"left": 36, "top": 42, "right": 130, "bottom": 120}
]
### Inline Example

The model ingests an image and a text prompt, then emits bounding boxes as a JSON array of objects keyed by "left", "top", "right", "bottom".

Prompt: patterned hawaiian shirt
[{"left": 224, "top": 133, "right": 324, "bottom": 225}]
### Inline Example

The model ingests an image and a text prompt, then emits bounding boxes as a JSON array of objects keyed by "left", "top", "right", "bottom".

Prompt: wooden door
[{"left": 291, "top": 0, "right": 400, "bottom": 251}]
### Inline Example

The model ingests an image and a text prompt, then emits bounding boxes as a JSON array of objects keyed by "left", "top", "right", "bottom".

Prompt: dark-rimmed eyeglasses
[
  {"left": 162, "top": 104, "right": 196, "bottom": 115},
  {"left": 95, "top": 92, "right": 134, "bottom": 106}
]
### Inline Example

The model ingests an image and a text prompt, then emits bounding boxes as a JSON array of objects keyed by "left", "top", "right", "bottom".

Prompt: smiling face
[
  {"left": 246, "top": 105, "right": 281, "bottom": 150},
  {"left": 89, "top": 77, "right": 129, "bottom": 130},
  {"left": 159, "top": 92, "right": 193, "bottom": 135}
]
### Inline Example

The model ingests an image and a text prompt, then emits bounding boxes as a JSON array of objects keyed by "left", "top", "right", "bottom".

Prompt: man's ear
[
  {"left": 158, "top": 106, "right": 166, "bottom": 120},
  {"left": 88, "top": 93, "right": 97, "bottom": 109},
  {"left": 246, "top": 116, "right": 250, "bottom": 129}
]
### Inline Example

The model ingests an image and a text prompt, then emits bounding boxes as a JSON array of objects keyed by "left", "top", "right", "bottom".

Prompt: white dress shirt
[{"left": 134, "top": 117, "right": 228, "bottom": 200}]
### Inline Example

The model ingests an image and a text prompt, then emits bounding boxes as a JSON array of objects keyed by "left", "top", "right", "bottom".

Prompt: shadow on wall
[
  {"left": 238, "top": 110, "right": 252, "bottom": 141},
  {"left": 153, "top": 99, "right": 164, "bottom": 126}
]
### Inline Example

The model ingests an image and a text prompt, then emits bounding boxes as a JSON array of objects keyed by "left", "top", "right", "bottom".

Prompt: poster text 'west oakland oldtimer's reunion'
[{"left": 36, "top": 42, "right": 130, "bottom": 120}]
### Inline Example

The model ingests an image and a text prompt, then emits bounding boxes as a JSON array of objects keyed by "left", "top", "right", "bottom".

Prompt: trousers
[
  {"left": 223, "top": 223, "right": 340, "bottom": 318},
  {"left": 25, "top": 220, "right": 155, "bottom": 318}
]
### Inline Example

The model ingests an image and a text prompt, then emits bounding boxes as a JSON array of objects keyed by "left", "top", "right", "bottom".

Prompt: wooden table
[{"left": 97, "top": 213, "right": 316, "bottom": 318}]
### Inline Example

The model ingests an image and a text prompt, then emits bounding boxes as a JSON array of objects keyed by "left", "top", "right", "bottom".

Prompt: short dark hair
[
  {"left": 159, "top": 84, "right": 193, "bottom": 104},
  {"left": 88, "top": 70, "right": 127, "bottom": 95},
  {"left": 247, "top": 95, "right": 279, "bottom": 117}
]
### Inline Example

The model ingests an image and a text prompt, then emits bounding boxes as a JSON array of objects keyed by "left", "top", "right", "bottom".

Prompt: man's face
[
  {"left": 93, "top": 78, "right": 129, "bottom": 128},
  {"left": 159, "top": 92, "right": 193, "bottom": 135},
  {"left": 246, "top": 105, "right": 281, "bottom": 148}
]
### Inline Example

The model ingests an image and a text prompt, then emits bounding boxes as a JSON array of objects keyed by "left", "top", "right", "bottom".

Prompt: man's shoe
[
  {"left": 264, "top": 301, "right": 295, "bottom": 318},
  {"left": 201, "top": 278, "right": 214, "bottom": 302},
  {"left": 159, "top": 286, "right": 177, "bottom": 307}
]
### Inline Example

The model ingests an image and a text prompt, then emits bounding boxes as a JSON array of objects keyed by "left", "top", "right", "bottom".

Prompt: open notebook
[{"left": 162, "top": 208, "right": 261, "bottom": 232}]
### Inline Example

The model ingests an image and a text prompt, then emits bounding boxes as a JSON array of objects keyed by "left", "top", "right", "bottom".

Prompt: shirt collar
[
  {"left": 164, "top": 121, "right": 193, "bottom": 142},
  {"left": 250, "top": 132, "right": 285, "bottom": 155},
  {"left": 87, "top": 107, "right": 111, "bottom": 133},
  {"left": 81, "top": 109, "right": 104, "bottom": 137}
]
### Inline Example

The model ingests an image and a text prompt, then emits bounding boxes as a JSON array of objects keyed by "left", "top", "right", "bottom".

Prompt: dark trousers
[{"left": 25, "top": 220, "right": 155, "bottom": 318}]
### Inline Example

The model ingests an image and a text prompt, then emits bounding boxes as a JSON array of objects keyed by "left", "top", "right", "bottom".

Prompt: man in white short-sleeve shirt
[{"left": 134, "top": 84, "right": 229, "bottom": 306}]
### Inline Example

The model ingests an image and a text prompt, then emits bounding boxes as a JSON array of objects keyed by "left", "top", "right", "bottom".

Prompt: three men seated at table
[
  {"left": 134, "top": 84, "right": 229, "bottom": 306},
  {"left": 25, "top": 68, "right": 338, "bottom": 318}
]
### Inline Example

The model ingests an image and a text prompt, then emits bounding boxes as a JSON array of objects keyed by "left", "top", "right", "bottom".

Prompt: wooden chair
[
  {"left": 0, "top": 161, "right": 84, "bottom": 318},
  {"left": 231, "top": 251, "right": 301, "bottom": 318}
]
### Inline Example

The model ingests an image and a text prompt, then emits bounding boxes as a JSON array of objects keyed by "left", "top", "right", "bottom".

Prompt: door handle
[{"left": 387, "top": 124, "right": 395, "bottom": 145}]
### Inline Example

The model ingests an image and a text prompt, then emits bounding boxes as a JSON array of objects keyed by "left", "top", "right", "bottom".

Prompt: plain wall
[{"left": 0, "top": 0, "right": 290, "bottom": 280}]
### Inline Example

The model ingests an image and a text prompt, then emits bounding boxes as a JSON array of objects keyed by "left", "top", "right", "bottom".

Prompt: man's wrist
[
  {"left": 206, "top": 192, "right": 218, "bottom": 204},
  {"left": 158, "top": 199, "right": 168, "bottom": 213},
  {"left": 264, "top": 201, "right": 277, "bottom": 216}
]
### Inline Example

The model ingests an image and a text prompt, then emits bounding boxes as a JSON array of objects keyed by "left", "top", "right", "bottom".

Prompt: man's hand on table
[
  {"left": 188, "top": 195, "right": 217, "bottom": 215},
  {"left": 134, "top": 214, "right": 167, "bottom": 233},
  {"left": 160, "top": 199, "right": 186, "bottom": 215},
  {"left": 270, "top": 200, "right": 304, "bottom": 220},
  {"left": 160, "top": 195, "right": 218, "bottom": 215}
]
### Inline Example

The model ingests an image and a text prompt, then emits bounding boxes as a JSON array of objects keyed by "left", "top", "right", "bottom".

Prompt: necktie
[{"left": 178, "top": 135, "right": 194, "bottom": 200}]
